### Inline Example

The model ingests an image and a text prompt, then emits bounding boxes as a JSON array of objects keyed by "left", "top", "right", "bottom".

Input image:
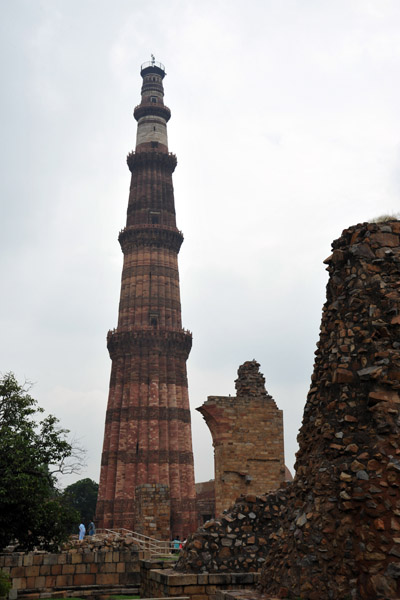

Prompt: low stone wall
[
  {"left": 140, "top": 558, "right": 259, "bottom": 600},
  {"left": 0, "top": 546, "right": 140, "bottom": 597}
]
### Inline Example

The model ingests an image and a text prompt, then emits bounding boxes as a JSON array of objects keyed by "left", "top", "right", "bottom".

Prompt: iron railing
[
  {"left": 96, "top": 528, "right": 173, "bottom": 555},
  {"left": 141, "top": 60, "right": 165, "bottom": 73}
]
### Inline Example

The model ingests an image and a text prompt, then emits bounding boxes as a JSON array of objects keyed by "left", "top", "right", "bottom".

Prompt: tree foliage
[
  {"left": 0, "top": 373, "right": 82, "bottom": 551},
  {"left": 62, "top": 478, "right": 99, "bottom": 526}
]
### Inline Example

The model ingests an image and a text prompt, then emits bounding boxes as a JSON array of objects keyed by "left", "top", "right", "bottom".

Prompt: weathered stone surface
[
  {"left": 176, "top": 219, "right": 400, "bottom": 600},
  {"left": 258, "top": 220, "right": 400, "bottom": 599},
  {"left": 134, "top": 483, "right": 170, "bottom": 541},
  {"left": 175, "top": 489, "right": 289, "bottom": 573},
  {"left": 0, "top": 533, "right": 141, "bottom": 594},
  {"left": 197, "top": 361, "right": 287, "bottom": 517},
  {"left": 196, "top": 480, "right": 216, "bottom": 527}
]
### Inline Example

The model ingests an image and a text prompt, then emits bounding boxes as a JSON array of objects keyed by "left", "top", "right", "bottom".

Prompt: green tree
[
  {"left": 0, "top": 372, "right": 82, "bottom": 551},
  {"left": 62, "top": 478, "right": 98, "bottom": 526}
]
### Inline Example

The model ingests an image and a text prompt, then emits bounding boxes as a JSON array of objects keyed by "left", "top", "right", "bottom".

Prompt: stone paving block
[
  {"left": 183, "top": 585, "right": 206, "bottom": 594},
  {"left": 82, "top": 552, "right": 95, "bottom": 563},
  {"left": 23, "top": 555, "right": 34, "bottom": 567},
  {"left": 50, "top": 565, "right": 62, "bottom": 576},
  {"left": 72, "top": 573, "right": 95, "bottom": 586},
  {"left": 10, "top": 567, "right": 26, "bottom": 578},
  {"left": 11, "top": 577, "right": 25, "bottom": 590},
  {"left": 209, "top": 574, "right": 232, "bottom": 585},
  {"left": 61, "top": 564, "right": 74, "bottom": 575},
  {"left": 33, "top": 576, "right": 45, "bottom": 588},
  {"left": 70, "top": 553, "right": 82, "bottom": 565},
  {"left": 54, "top": 575, "right": 69, "bottom": 587},
  {"left": 42, "top": 555, "right": 58, "bottom": 566},
  {"left": 43, "top": 575, "right": 56, "bottom": 588},
  {"left": 25, "top": 566, "right": 40, "bottom": 577}
]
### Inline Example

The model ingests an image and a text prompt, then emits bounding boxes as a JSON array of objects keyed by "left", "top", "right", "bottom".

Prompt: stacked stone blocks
[
  {"left": 134, "top": 483, "right": 171, "bottom": 540},
  {"left": 140, "top": 558, "right": 259, "bottom": 600},
  {"left": 198, "top": 361, "right": 285, "bottom": 517},
  {"left": 0, "top": 547, "right": 140, "bottom": 595}
]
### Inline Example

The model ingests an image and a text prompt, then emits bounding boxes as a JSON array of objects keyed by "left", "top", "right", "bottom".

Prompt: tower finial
[{"left": 151, "top": 54, "right": 155, "bottom": 65}]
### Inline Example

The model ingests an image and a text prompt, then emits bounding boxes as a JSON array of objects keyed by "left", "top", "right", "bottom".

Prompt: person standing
[
  {"left": 79, "top": 522, "right": 86, "bottom": 541},
  {"left": 172, "top": 536, "right": 180, "bottom": 553},
  {"left": 88, "top": 521, "right": 95, "bottom": 536}
]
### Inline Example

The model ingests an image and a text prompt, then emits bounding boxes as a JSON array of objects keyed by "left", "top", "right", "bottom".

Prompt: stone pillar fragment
[{"left": 198, "top": 360, "right": 286, "bottom": 517}]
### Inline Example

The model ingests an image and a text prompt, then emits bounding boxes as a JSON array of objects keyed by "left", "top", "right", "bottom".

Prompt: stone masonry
[
  {"left": 1, "top": 533, "right": 141, "bottom": 597},
  {"left": 195, "top": 480, "right": 215, "bottom": 527},
  {"left": 198, "top": 361, "right": 285, "bottom": 517},
  {"left": 141, "top": 557, "right": 260, "bottom": 600},
  {"left": 258, "top": 219, "right": 400, "bottom": 599},
  {"left": 134, "top": 483, "right": 170, "bottom": 540},
  {"left": 96, "top": 60, "right": 197, "bottom": 539},
  {"left": 175, "top": 490, "right": 289, "bottom": 574},
  {"left": 176, "top": 219, "right": 400, "bottom": 600}
]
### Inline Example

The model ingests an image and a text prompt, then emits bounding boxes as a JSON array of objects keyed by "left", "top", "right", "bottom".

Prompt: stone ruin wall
[
  {"left": 175, "top": 489, "right": 288, "bottom": 574},
  {"left": 176, "top": 220, "right": 400, "bottom": 600},
  {"left": 1, "top": 533, "right": 141, "bottom": 597},
  {"left": 195, "top": 480, "right": 216, "bottom": 527},
  {"left": 197, "top": 361, "right": 286, "bottom": 518}
]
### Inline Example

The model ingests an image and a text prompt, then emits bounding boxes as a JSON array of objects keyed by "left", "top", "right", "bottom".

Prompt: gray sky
[{"left": 1, "top": 0, "right": 399, "bottom": 488}]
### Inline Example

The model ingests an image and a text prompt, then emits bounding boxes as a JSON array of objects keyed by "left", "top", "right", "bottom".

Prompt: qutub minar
[{"left": 95, "top": 58, "right": 197, "bottom": 539}]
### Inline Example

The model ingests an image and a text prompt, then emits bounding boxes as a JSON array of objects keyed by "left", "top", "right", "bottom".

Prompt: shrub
[{"left": 0, "top": 570, "right": 11, "bottom": 598}]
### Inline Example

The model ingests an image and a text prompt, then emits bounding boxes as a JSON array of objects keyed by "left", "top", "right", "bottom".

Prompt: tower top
[{"left": 141, "top": 56, "right": 166, "bottom": 79}]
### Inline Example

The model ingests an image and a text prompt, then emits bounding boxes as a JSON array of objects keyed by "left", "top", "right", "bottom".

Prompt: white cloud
[{"left": 1, "top": 0, "right": 400, "bottom": 489}]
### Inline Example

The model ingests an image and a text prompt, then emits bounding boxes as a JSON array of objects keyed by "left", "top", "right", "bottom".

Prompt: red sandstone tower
[{"left": 96, "top": 59, "right": 197, "bottom": 539}]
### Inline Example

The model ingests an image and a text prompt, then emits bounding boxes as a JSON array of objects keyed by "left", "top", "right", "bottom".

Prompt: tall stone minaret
[{"left": 95, "top": 59, "right": 197, "bottom": 539}]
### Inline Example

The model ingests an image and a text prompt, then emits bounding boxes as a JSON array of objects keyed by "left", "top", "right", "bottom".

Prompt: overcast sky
[{"left": 1, "top": 0, "right": 400, "bottom": 489}]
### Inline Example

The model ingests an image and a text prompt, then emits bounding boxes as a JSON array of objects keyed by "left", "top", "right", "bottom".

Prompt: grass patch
[{"left": 371, "top": 212, "right": 400, "bottom": 223}]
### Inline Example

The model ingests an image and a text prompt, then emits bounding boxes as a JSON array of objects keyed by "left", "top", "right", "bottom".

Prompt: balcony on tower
[{"left": 140, "top": 60, "right": 166, "bottom": 79}]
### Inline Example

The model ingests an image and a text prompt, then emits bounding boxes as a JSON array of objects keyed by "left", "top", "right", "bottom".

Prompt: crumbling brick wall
[
  {"left": 258, "top": 219, "right": 400, "bottom": 599},
  {"left": 177, "top": 219, "right": 400, "bottom": 600},
  {"left": 197, "top": 361, "right": 285, "bottom": 517},
  {"left": 195, "top": 480, "right": 215, "bottom": 527},
  {"left": 175, "top": 490, "right": 288, "bottom": 573}
]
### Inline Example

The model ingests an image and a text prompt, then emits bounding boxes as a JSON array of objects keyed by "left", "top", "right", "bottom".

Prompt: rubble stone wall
[
  {"left": 175, "top": 490, "right": 288, "bottom": 573},
  {"left": 197, "top": 361, "right": 285, "bottom": 517},
  {"left": 177, "top": 220, "right": 400, "bottom": 600},
  {"left": 259, "top": 220, "right": 400, "bottom": 599}
]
